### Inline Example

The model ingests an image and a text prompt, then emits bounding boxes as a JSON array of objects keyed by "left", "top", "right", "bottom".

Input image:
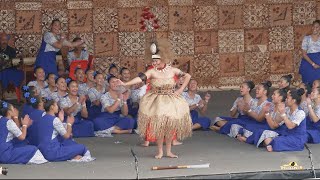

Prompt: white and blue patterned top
[
  {"left": 251, "top": 99, "right": 269, "bottom": 114},
  {"left": 43, "top": 32, "right": 61, "bottom": 52},
  {"left": 181, "top": 92, "right": 202, "bottom": 106},
  {"left": 314, "top": 104, "right": 320, "bottom": 119},
  {"left": 230, "top": 97, "right": 257, "bottom": 116},
  {"left": 88, "top": 87, "right": 106, "bottom": 103},
  {"left": 59, "top": 96, "right": 82, "bottom": 117},
  {"left": 67, "top": 50, "right": 89, "bottom": 65},
  {"left": 100, "top": 92, "right": 124, "bottom": 112},
  {"left": 50, "top": 92, "right": 68, "bottom": 103},
  {"left": 130, "top": 85, "right": 147, "bottom": 103},
  {"left": 302, "top": 35, "right": 320, "bottom": 54},
  {"left": 27, "top": 81, "right": 48, "bottom": 97},
  {"left": 78, "top": 83, "right": 90, "bottom": 96},
  {"left": 6, "top": 119, "right": 22, "bottom": 142},
  {"left": 299, "top": 101, "right": 309, "bottom": 116},
  {"left": 285, "top": 107, "right": 306, "bottom": 126},
  {"left": 41, "top": 87, "right": 57, "bottom": 98}
]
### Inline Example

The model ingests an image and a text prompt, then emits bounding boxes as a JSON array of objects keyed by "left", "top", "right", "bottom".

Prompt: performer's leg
[
  {"left": 165, "top": 136, "right": 178, "bottom": 158},
  {"left": 155, "top": 137, "right": 164, "bottom": 159}
]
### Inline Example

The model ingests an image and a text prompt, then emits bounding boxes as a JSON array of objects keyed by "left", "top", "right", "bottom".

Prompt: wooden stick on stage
[{"left": 152, "top": 163, "right": 210, "bottom": 170}]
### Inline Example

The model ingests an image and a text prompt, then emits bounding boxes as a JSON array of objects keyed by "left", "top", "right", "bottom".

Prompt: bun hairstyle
[
  {"left": 277, "top": 88, "right": 287, "bottom": 102},
  {"left": 107, "top": 74, "right": 117, "bottom": 83},
  {"left": 93, "top": 71, "right": 102, "bottom": 79},
  {"left": 289, "top": 88, "right": 305, "bottom": 105},
  {"left": 282, "top": 74, "right": 293, "bottom": 84},
  {"left": 108, "top": 63, "right": 118, "bottom": 73},
  {"left": 55, "top": 76, "right": 65, "bottom": 84},
  {"left": 120, "top": 67, "right": 129, "bottom": 75},
  {"left": 46, "top": 73, "right": 56, "bottom": 80},
  {"left": 261, "top": 81, "right": 272, "bottom": 96},
  {"left": 65, "top": 77, "right": 73, "bottom": 87},
  {"left": 43, "top": 97, "right": 56, "bottom": 112},
  {"left": 244, "top": 81, "right": 255, "bottom": 92},
  {"left": 0, "top": 101, "right": 12, "bottom": 117}
]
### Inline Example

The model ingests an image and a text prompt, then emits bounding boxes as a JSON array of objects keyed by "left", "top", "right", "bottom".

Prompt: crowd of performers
[{"left": 2, "top": 19, "right": 320, "bottom": 164}]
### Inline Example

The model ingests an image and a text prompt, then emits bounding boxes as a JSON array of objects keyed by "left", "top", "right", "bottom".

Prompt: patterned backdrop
[{"left": 0, "top": 0, "right": 318, "bottom": 88}]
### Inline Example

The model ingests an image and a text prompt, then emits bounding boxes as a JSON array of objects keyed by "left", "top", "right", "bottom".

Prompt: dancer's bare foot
[
  {"left": 266, "top": 145, "right": 273, "bottom": 152},
  {"left": 166, "top": 152, "right": 178, "bottom": 158},
  {"left": 236, "top": 135, "right": 246, "bottom": 142},
  {"left": 172, "top": 140, "right": 183, "bottom": 146},
  {"left": 210, "top": 125, "right": 220, "bottom": 132},
  {"left": 141, "top": 141, "right": 150, "bottom": 147},
  {"left": 155, "top": 152, "right": 163, "bottom": 159}
]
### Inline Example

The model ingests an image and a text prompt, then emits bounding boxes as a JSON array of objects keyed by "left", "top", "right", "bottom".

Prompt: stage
[{"left": 2, "top": 90, "right": 320, "bottom": 179}]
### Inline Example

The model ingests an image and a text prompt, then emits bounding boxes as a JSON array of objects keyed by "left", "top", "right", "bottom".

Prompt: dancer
[{"left": 117, "top": 39, "right": 192, "bottom": 159}]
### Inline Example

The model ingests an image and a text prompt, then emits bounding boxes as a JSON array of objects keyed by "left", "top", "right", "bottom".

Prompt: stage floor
[{"left": 2, "top": 90, "right": 320, "bottom": 179}]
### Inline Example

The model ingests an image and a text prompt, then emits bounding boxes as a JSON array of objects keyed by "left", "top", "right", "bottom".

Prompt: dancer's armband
[{"left": 138, "top": 72, "right": 147, "bottom": 83}]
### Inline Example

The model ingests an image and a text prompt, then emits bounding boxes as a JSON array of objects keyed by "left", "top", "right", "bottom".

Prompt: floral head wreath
[{"left": 30, "top": 97, "right": 37, "bottom": 104}]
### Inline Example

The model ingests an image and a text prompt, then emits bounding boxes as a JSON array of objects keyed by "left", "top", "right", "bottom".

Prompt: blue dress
[
  {"left": 27, "top": 109, "right": 45, "bottom": 146},
  {"left": 87, "top": 87, "right": 105, "bottom": 119},
  {"left": 181, "top": 92, "right": 211, "bottom": 130},
  {"left": 0, "top": 45, "right": 24, "bottom": 89},
  {"left": 93, "top": 92, "right": 136, "bottom": 131},
  {"left": 0, "top": 117, "right": 47, "bottom": 164},
  {"left": 35, "top": 32, "right": 60, "bottom": 76},
  {"left": 299, "top": 36, "right": 320, "bottom": 84},
  {"left": 21, "top": 104, "right": 34, "bottom": 117},
  {"left": 268, "top": 108, "right": 307, "bottom": 151},
  {"left": 213, "top": 97, "right": 256, "bottom": 126},
  {"left": 59, "top": 96, "right": 95, "bottom": 138},
  {"left": 37, "top": 113, "right": 91, "bottom": 162},
  {"left": 306, "top": 104, "right": 320, "bottom": 143}
]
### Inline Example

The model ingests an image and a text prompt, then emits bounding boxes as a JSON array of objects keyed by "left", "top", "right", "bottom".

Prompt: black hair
[
  {"left": 74, "top": 68, "right": 83, "bottom": 74},
  {"left": 46, "top": 73, "right": 56, "bottom": 80},
  {"left": 67, "top": 79, "right": 77, "bottom": 88},
  {"left": 289, "top": 88, "right": 305, "bottom": 105},
  {"left": 73, "top": 37, "right": 82, "bottom": 42},
  {"left": 261, "top": 81, "right": 272, "bottom": 96},
  {"left": 94, "top": 71, "right": 102, "bottom": 79},
  {"left": 30, "top": 95, "right": 42, "bottom": 109},
  {"left": 107, "top": 74, "right": 117, "bottom": 83},
  {"left": 301, "top": 83, "right": 312, "bottom": 96},
  {"left": 0, "top": 101, "right": 12, "bottom": 117},
  {"left": 65, "top": 77, "right": 73, "bottom": 87},
  {"left": 43, "top": 98, "right": 56, "bottom": 112},
  {"left": 85, "top": 68, "right": 93, "bottom": 74},
  {"left": 51, "top": 19, "right": 60, "bottom": 25},
  {"left": 55, "top": 76, "right": 65, "bottom": 84},
  {"left": 120, "top": 67, "right": 129, "bottom": 75},
  {"left": 243, "top": 81, "right": 255, "bottom": 93},
  {"left": 108, "top": 63, "right": 118, "bottom": 74},
  {"left": 313, "top": 20, "right": 320, "bottom": 25},
  {"left": 276, "top": 88, "right": 287, "bottom": 103},
  {"left": 281, "top": 74, "right": 293, "bottom": 90},
  {"left": 34, "top": 66, "right": 44, "bottom": 74}
]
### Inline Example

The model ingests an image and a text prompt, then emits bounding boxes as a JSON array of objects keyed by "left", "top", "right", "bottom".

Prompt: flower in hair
[
  {"left": 24, "top": 92, "right": 30, "bottom": 98},
  {"left": 93, "top": 71, "right": 97, "bottom": 77},
  {"left": 30, "top": 97, "right": 37, "bottom": 104},
  {"left": 66, "top": 78, "right": 71, "bottom": 84},
  {"left": 2, "top": 101, "right": 8, "bottom": 108},
  {"left": 23, "top": 85, "right": 29, "bottom": 91}
]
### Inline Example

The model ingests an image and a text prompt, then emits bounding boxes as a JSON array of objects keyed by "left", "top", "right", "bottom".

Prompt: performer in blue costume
[
  {"left": 260, "top": 89, "right": 307, "bottom": 152},
  {"left": 181, "top": 79, "right": 211, "bottom": 130},
  {"left": 37, "top": 98, "right": 95, "bottom": 162},
  {"left": 306, "top": 86, "right": 320, "bottom": 143},
  {"left": 59, "top": 80, "right": 94, "bottom": 137},
  {"left": 0, "top": 101, "right": 47, "bottom": 164},
  {"left": 299, "top": 20, "right": 320, "bottom": 84},
  {"left": 35, "top": 19, "right": 85, "bottom": 76}
]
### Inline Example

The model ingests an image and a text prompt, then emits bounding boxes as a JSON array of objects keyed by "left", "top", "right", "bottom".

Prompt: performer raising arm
[{"left": 116, "top": 39, "right": 192, "bottom": 159}]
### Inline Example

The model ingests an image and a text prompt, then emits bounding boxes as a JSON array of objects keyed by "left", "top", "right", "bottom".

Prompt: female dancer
[{"left": 117, "top": 39, "right": 192, "bottom": 159}]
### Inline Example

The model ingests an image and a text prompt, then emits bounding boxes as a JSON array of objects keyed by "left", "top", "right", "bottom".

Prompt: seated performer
[
  {"left": 306, "top": 86, "right": 320, "bottom": 143},
  {"left": 87, "top": 72, "right": 105, "bottom": 119},
  {"left": 37, "top": 98, "right": 95, "bottom": 162},
  {"left": 0, "top": 101, "right": 48, "bottom": 164},
  {"left": 181, "top": 79, "right": 211, "bottom": 130},
  {"left": 50, "top": 77, "right": 68, "bottom": 103},
  {"left": 41, "top": 73, "right": 57, "bottom": 98},
  {"left": 27, "top": 66, "right": 48, "bottom": 96}
]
